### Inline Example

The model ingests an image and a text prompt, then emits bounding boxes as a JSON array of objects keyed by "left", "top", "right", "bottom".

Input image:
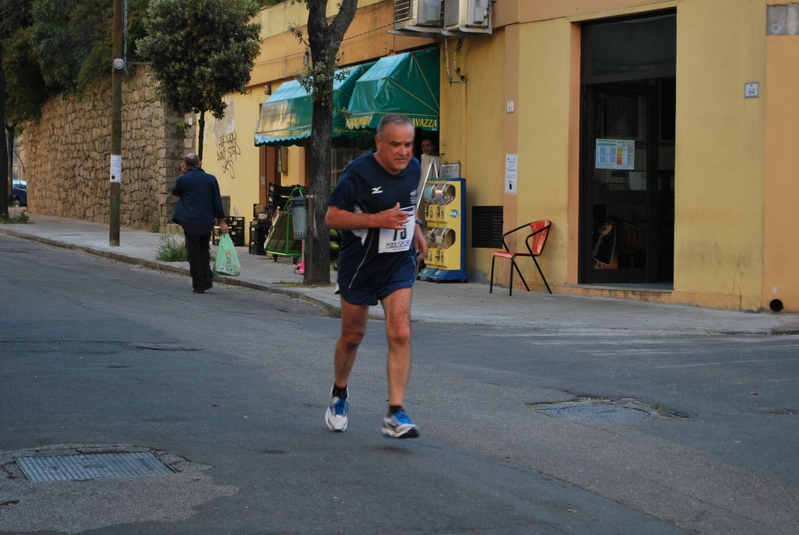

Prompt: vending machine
[{"left": 417, "top": 177, "right": 468, "bottom": 283}]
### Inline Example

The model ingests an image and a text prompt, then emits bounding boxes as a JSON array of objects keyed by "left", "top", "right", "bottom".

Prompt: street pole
[
  {"left": 109, "top": 0, "right": 123, "bottom": 246},
  {"left": 304, "top": 188, "right": 314, "bottom": 285}
]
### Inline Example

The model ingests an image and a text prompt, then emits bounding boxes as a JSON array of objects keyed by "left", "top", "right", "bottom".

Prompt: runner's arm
[{"left": 326, "top": 203, "right": 408, "bottom": 231}]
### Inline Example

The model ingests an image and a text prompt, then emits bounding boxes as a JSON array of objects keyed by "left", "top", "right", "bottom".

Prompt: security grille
[
  {"left": 472, "top": 206, "right": 503, "bottom": 248},
  {"left": 15, "top": 452, "right": 174, "bottom": 483}
]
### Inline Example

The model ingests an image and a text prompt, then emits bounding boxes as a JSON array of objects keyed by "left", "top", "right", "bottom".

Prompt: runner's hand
[{"left": 379, "top": 202, "right": 409, "bottom": 230}]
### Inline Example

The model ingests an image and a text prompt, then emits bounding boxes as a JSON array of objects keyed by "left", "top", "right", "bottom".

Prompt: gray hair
[{"left": 377, "top": 114, "right": 413, "bottom": 137}]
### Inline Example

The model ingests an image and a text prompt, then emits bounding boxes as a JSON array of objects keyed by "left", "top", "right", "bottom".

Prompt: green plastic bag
[{"left": 214, "top": 234, "right": 241, "bottom": 276}]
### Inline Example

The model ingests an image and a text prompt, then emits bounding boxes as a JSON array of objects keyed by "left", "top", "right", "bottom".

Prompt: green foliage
[
  {"left": 137, "top": 0, "right": 262, "bottom": 120},
  {"left": 0, "top": 210, "right": 29, "bottom": 223},
  {"left": 1, "top": 0, "right": 49, "bottom": 125},
  {"left": 0, "top": 0, "right": 33, "bottom": 37},
  {"left": 156, "top": 235, "right": 187, "bottom": 261},
  {"left": 28, "top": 0, "right": 149, "bottom": 95},
  {"left": 29, "top": 0, "right": 86, "bottom": 93},
  {"left": 4, "top": 27, "right": 50, "bottom": 124}
]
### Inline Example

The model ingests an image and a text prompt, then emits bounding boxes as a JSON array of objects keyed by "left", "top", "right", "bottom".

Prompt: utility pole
[{"left": 109, "top": 0, "right": 124, "bottom": 245}]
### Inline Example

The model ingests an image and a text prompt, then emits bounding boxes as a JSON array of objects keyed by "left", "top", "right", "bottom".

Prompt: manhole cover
[
  {"left": 15, "top": 452, "right": 174, "bottom": 483},
  {"left": 531, "top": 400, "right": 661, "bottom": 422}
]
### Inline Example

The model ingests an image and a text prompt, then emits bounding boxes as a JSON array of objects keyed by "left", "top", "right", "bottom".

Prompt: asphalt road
[{"left": 1, "top": 234, "right": 798, "bottom": 534}]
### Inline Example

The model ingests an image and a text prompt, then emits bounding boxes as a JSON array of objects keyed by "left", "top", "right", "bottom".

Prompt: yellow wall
[
  {"left": 251, "top": 0, "right": 433, "bottom": 86},
  {"left": 199, "top": 90, "right": 265, "bottom": 223},
  {"left": 511, "top": 19, "right": 575, "bottom": 290},
  {"left": 763, "top": 32, "right": 799, "bottom": 312},
  {"left": 438, "top": 33, "right": 507, "bottom": 279},
  {"left": 672, "top": 0, "right": 766, "bottom": 310}
]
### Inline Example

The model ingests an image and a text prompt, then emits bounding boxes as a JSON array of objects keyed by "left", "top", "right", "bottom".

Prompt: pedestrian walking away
[
  {"left": 324, "top": 114, "right": 428, "bottom": 439},
  {"left": 171, "top": 153, "right": 229, "bottom": 293}
]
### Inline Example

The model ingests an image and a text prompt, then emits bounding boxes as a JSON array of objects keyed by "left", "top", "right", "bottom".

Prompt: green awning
[
  {"left": 254, "top": 80, "right": 311, "bottom": 147},
  {"left": 346, "top": 48, "right": 440, "bottom": 132},
  {"left": 254, "top": 65, "right": 374, "bottom": 147}
]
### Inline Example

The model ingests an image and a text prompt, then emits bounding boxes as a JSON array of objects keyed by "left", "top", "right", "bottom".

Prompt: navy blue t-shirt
[{"left": 329, "top": 152, "right": 421, "bottom": 291}]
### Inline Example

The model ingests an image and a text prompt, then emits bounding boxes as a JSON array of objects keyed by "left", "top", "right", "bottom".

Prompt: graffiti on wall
[
  {"left": 216, "top": 131, "right": 242, "bottom": 179},
  {"left": 211, "top": 96, "right": 240, "bottom": 178}
]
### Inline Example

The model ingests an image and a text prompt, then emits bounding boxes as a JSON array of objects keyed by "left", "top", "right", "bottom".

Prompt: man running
[{"left": 324, "top": 114, "right": 427, "bottom": 438}]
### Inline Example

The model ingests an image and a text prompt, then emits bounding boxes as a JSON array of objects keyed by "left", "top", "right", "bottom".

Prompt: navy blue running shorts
[{"left": 337, "top": 255, "right": 417, "bottom": 306}]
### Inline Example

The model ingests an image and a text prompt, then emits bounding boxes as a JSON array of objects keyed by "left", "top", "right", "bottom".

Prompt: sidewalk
[{"left": 2, "top": 213, "right": 798, "bottom": 335}]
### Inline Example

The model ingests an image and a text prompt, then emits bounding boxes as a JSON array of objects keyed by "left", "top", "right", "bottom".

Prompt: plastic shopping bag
[{"left": 214, "top": 234, "right": 241, "bottom": 276}]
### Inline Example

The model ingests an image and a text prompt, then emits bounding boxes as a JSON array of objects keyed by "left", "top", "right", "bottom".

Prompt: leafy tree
[
  {"left": 28, "top": 0, "right": 150, "bottom": 95},
  {"left": 2, "top": 25, "right": 51, "bottom": 211},
  {"left": 137, "top": 0, "right": 262, "bottom": 160},
  {"left": 291, "top": 0, "right": 357, "bottom": 285},
  {"left": 0, "top": 0, "right": 39, "bottom": 216},
  {"left": 5, "top": 27, "right": 50, "bottom": 127}
]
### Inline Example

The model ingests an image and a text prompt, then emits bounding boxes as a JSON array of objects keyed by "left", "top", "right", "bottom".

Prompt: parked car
[{"left": 12, "top": 179, "right": 27, "bottom": 207}]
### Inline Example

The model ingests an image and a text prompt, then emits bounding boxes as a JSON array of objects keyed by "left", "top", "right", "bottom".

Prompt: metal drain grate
[
  {"left": 15, "top": 452, "right": 174, "bottom": 483},
  {"left": 531, "top": 401, "right": 660, "bottom": 422}
]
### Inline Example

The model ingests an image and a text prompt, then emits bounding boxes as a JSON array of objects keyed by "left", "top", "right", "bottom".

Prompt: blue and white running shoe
[
  {"left": 381, "top": 411, "right": 419, "bottom": 439},
  {"left": 325, "top": 387, "right": 349, "bottom": 432}
]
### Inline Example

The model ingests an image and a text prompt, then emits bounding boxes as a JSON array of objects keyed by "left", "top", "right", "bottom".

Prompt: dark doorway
[{"left": 580, "top": 12, "right": 676, "bottom": 285}]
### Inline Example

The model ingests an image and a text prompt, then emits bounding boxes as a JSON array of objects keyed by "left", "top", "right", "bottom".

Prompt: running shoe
[
  {"left": 325, "top": 387, "right": 349, "bottom": 432},
  {"left": 381, "top": 411, "right": 419, "bottom": 439}
]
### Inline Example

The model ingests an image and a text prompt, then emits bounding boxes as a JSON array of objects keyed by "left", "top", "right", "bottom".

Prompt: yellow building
[{"left": 198, "top": 0, "right": 799, "bottom": 313}]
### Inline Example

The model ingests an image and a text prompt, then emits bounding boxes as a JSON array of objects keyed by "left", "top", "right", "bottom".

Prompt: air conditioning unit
[
  {"left": 444, "top": 0, "right": 492, "bottom": 34},
  {"left": 394, "top": 0, "right": 444, "bottom": 32}
]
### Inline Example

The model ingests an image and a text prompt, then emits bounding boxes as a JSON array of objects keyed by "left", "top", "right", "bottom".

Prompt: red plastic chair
[{"left": 490, "top": 220, "right": 552, "bottom": 295}]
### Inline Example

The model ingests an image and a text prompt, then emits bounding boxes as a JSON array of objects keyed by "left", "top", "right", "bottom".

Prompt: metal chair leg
[
  {"left": 532, "top": 257, "right": 552, "bottom": 294},
  {"left": 510, "top": 257, "right": 529, "bottom": 296},
  {"left": 490, "top": 256, "right": 496, "bottom": 293}
]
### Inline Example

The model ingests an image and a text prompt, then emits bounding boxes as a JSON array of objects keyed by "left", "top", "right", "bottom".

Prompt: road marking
[{"left": 656, "top": 357, "right": 798, "bottom": 369}]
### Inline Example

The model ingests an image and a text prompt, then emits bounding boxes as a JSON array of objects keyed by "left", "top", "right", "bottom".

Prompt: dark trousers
[{"left": 184, "top": 232, "right": 213, "bottom": 290}]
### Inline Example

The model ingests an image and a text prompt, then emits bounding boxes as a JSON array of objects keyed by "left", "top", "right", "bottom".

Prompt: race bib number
[{"left": 378, "top": 206, "right": 415, "bottom": 254}]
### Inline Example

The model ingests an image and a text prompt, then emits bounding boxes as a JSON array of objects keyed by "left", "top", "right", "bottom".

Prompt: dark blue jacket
[{"left": 171, "top": 167, "right": 226, "bottom": 236}]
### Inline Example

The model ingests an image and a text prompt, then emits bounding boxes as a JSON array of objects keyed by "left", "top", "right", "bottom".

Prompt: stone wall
[{"left": 22, "top": 68, "right": 194, "bottom": 230}]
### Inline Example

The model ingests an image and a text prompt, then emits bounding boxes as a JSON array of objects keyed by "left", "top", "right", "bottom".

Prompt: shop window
[
  {"left": 472, "top": 206, "right": 503, "bottom": 248},
  {"left": 582, "top": 12, "right": 676, "bottom": 81},
  {"left": 331, "top": 146, "right": 370, "bottom": 188}
]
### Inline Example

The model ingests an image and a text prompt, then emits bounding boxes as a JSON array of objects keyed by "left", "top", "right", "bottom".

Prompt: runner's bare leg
[
  {"left": 333, "top": 298, "right": 369, "bottom": 388},
  {"left": 381, "top": 287, "right": 413, "bottom": 407}
]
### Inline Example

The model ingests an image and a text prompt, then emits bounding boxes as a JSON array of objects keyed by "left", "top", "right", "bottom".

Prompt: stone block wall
[{"left": 22, "top": 68, "right": 194, "bottom": 231}]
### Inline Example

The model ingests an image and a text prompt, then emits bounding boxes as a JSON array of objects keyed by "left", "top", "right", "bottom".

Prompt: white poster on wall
[
  {"left": 505, "top": 154, "right": 518, "bottom": 194},
  {"left": 595, "top": 139, "right": 635, "bottom": 170}
]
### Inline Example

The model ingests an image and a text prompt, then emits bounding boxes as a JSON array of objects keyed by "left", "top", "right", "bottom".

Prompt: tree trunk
[
  {"left": 0, "top": 43, "right": 9, "bottom": 217},
  {"left": 303, "top": 0, "right": 358, "bottom": 286},
  {"left": 305, "top": 100, "right": 334, "bottom": 285},
  {"left": 198, "top": 111, "right": 205, "bottom": 162}
]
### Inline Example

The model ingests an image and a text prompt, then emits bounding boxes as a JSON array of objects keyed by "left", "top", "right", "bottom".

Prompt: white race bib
[{"left": 378, "top": 206, "right": 415, "bottom": 253}]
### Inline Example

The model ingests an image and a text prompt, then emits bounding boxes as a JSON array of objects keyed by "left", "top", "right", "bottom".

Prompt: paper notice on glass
[
  {"left": 595, "top": 139, "right": 635, "bottom": 170},
  {"left": 110, "top": 154, "right": 122, "bottom": 183},
  {"left": 505, "top": 154, "right": 518, "bottom": 194}
]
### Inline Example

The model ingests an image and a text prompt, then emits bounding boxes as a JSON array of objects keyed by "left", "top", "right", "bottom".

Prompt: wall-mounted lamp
[{"left": 264, "top": 83, "right": 272, "bottom": 96}]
